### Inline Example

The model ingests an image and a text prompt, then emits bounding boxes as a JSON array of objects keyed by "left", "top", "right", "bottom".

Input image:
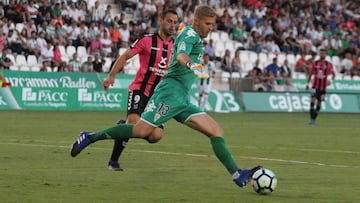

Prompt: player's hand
[
  {"left": 189, "top": 63, "right": 209, "bottom": 79},
  {"left": 102, "top": 75, "right": 115, "bottom": 91},
  {"left": 305, "top": 84, "right": 309, "bottom": 90}
]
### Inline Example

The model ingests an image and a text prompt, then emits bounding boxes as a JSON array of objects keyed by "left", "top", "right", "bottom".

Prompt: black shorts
[
  {"left": 311, "top": 88, "right": 326, "bottom": 101},
  {"left": 127, "top": 90, "right": 149, "bottom": 116}
]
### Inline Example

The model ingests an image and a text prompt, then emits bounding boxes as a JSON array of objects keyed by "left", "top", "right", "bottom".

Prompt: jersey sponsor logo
[
  {"left": 144, "top": 99, "right": 156, "bottom": 113},
  {"left": 151, "top": 46, "right": 160, "bottom": 51},
  {"left": 149, "top": 67, "right": 168, "bottom": 76},
  {"left": 154, "top": 113, "right": 161, "bottom": 122},
  {"left": 179, "top": 41, "right": 186, "bottom": 51},
  {"left": 185, "top": 29, "right": 197, "bottom": 39}
]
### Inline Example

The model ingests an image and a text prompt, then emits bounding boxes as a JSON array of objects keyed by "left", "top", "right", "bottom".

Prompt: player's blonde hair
[{"left": 194, "top": 5, "right": 216, "bottom": 19}]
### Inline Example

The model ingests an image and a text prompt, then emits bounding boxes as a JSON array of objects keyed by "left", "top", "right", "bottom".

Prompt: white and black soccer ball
[{"left": 251, "top": 168, "right": 277, "bottom": 195}]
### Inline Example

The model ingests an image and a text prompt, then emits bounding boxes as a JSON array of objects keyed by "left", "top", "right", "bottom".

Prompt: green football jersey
[{"left": 165, "top": 25, "right": 204, "bottom": 92}]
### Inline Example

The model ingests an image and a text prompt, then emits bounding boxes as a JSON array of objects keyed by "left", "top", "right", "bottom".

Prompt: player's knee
[
  {"left": 145, "top": 135, "right": 162, "bottom": 143},
  {"left": 145, "top": 128, "right": 163, "bottom": 143}
]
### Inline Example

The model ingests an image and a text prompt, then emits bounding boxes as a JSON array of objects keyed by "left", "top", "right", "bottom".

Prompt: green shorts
[{"left": 141, "top": 78, "right": 205, "bottom": 127}]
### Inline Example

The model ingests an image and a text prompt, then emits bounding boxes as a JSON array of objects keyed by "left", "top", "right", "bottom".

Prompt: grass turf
[{"left": 0, "top": 110, "right": 359, "bottom": 203}]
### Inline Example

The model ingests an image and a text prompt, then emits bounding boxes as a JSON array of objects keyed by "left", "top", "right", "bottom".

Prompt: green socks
[
  {"left": 89, "top": 124, "right": 133, "bottom": 142},
  {"left": 211, "top": 136, "right": 239, "bottom": 175}
]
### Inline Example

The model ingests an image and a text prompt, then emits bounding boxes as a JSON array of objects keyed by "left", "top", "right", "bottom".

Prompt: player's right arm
[{"left": 103, "top": 49, "right": 134, "bottom": 91}]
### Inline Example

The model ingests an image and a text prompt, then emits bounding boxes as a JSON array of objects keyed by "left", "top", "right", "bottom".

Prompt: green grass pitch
[{"left": 0, "top": 110, "right": 359, "bottom": 203}]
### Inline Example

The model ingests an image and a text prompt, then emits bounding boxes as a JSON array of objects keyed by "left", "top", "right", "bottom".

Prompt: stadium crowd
[{"left": 0, "top": 0, "right": 360, "bottom": 90}]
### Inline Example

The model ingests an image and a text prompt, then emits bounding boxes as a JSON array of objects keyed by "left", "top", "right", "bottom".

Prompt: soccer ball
[{"left": 251, "top": 168, "right": 277, "bottom": 195}]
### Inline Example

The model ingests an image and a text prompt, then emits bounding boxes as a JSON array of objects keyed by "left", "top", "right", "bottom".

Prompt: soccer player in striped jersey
[
  {"left": 306, "top": 49, "right": 336, "bottom": 125},
  {"left": 102, "top": 9, "right": 178, "bottom": 171},
  {"left": 71, "top": 5, "right": 261, "bottom": 188}
]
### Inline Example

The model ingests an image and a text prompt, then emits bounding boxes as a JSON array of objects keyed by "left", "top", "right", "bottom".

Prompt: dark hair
[{"left": 161, "top": 9, "right": 178, "bottom": 19}]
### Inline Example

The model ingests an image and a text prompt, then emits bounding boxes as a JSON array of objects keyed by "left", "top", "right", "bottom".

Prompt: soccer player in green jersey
[{"left": 71, "top": 5, "right": 261, "bottom": 188}]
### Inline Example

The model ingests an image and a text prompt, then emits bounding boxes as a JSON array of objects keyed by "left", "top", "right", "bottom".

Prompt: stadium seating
[
  {"left": 15, "top": 54, "right": 28, "bottom": 68},
  {"left": 66, "top": 45, "right": 77, "bottom": 57},
  {"left": 27, "top": 55, "right": 38, "bottom": 67},
  {"left": 77, "top": 46, "right": 88, "bottom": 59}
]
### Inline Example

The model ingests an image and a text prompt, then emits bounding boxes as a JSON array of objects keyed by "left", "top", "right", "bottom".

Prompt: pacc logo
[
  {"left": 22, "top": 88, "right": 68, "bottom": 101},
  {"left": 78, "top": 88, "right": 123, "bottom": 102},
  {"left": 22, "top": 88, "right": 37, "bottom": 101},
  {"left": 78, "top": 88, "right": 92, "bottom": 102}
]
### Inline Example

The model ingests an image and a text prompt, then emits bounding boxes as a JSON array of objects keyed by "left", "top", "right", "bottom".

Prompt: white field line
[{"left": 0, "top": 141, "right": 359, "bottom": 169}]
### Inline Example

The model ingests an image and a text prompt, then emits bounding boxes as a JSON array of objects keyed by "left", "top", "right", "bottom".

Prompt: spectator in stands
[
  {"left": 340, "top": 53, "right": 354, "bottom": 78},
  {"left": 134, "top": 0, "right": 151, "bottom": 22},
  {"left": 52, "top": 43, "right": 62, "bottom": 68},
  {"left": 285, "top": 31, "right": 303, "bottom": 55},
  {"left": 60, "top": 2, "right": 70, "bottom": 25},
  {"left": 37, "top": 0, "right": 51, "bottom": 25},
  {"left": 281, "top": 78, "right": 298, "bottom": 92},
  {"left": 231, "top": 49, "right": 242, "bottom": 73},
  {"left": 263, "top": 35, "right": 280, "bottom": 54},
  {"left": 7, "top": 29, "right": 23, "bottom": 54},
  {"left": 51, "top": 3, "right": 62, "bottom": 18},
  {"left": 67, "top": 21, "right": 81, "bottom": 46},
  {"left": 101, "top": 31, "right": 112, "bottom": 57},
  {"left": 294, "top": 52, "right": 310, "bottom": 75},
  {"left": 203, "top": 39, "right": 216, "bottom": 61},
  {"left": 117, "top": 12, "right": 127, "bottom": 26},
  {"left": 78, "top": 2, "right": 89, "bottom": 23},
  {"left": 81, "top": 55, "right": 93, "bottom": 72},
  {"left": 18, "top": 28, "right": 30, "bottom": 55},
  {"left": 232, "top": 21, "right": 246, "bottom": 43},
  {"left": 68, "top": 2, "right": 81, "bottom": 23},
  {"left": 264, "top": 57, "right": 280, "bottom": 78},
  {"left": 2, "top": 18, "right": 15, "bottom": 35},
  {"left": 248, "top": 30, "right": 262, "bottom": 53},
  {"left": 109, "top": 23, "right": 121, "bottom": 50},
  {"left": 36, "top": 31, "right": 47, "bottom": 50},
  {"left": 341, "top": 42, "right": 358, "bottom": 58},
  {"left": 4, "top": 0, "right": 22, "bottom": 23},
  {"left": 88, "top": 34, "right": 103, "bottom": 56},
  {"left": 28, "top": 31, "right": 40, "bottom": 57},
  {"left": 68, "top": 53, "right": 82, "bottom": 72},
  {"left": 26, "top": 0, "right": 39, "bottom": 22},
  {"left": 57, "top": 61, "right": 68, "bottom": 72},
  {"left": 250, "top": 21, "right": 262, "bottom": 36},
  {"left": 40, "top": 42, "right": 54, "bottom": 71},
  {"left": 220, "top": 49, "right": 233, "bottom": 73},
  {"left": 15, "top": 0, "right": 27, "bottom": 23},
  {"left": 104, "top": 5, "right": 114, "bottom": 27},
  {"left": 119, "top": 23, "right": 130, "bottom": 48},
  {"left": 24, "top": 19, "right": 36, "bottom": 38},
  {"left": 87, "top": 22, "right": 99, "bottom": 43},
  {"left": 0, "top": 49, "right": 14, "bottom": 70},
  {"left": 92, "top": 54, "right": 103, "bottom": 72},
  {"left": 280, "top": 59, "right": 292, "bottom": 79},
  {"left": 217, "top": 9, "right": 232, "bottom": 33},
  {"left": 252, "top": 59, "right": 263, "bottom": 78}
]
